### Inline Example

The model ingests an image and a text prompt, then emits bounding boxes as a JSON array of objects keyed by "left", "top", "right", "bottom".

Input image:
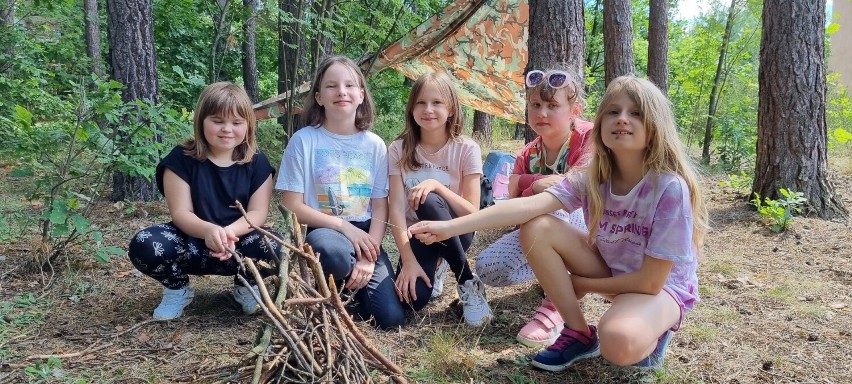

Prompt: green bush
[{"left": 750, "top": 188, "right": 807, "bottom": 233}]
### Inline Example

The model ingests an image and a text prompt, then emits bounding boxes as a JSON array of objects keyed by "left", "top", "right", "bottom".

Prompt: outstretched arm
[{"left": 409, "top": 192, "right": 563, "bottom": 244}]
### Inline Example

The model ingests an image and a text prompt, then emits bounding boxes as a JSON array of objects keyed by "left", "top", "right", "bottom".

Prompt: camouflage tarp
[{"left": 253, "top": 0, "right": 528, "bottom": 123}]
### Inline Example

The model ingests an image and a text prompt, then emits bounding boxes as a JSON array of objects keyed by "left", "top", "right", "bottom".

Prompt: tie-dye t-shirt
[{"left": 546, "top": 171, "right": 699, "bottom": 310}]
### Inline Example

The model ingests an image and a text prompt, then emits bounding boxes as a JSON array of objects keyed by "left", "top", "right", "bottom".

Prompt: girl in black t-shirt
[{"left": 128, "top": 82, "right": 279, "bottom": 320}]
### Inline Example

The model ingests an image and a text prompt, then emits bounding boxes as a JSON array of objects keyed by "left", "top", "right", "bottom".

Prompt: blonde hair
[
  {"left": 396, "top": 72, "right": 464, "bottom": 171},
  {"left": 585, "top": 76, "right": 709, "bottom": 248},
  {"left": 302, "top": 55, "right": 376, "bottom": 131},
  {"left": 183, "top": 82, "right": 257, "bottom": 164}
]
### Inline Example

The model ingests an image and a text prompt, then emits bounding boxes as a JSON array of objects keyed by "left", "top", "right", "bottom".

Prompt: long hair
[
  {"left": 396, "top": 72, "right": 464, "bottom": 171},
  {"left": 302, "top": 55, "right": 376, "bottom": 131},
  {"left": 585, "top": 76, "right": 709, "bottom": 248},
  {"left": 183, "top": 82, "right": 257, "bottom": 164}
]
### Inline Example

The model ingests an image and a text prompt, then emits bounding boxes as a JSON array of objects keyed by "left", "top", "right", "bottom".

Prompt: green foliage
[
  {"left": 3, "top": 77, "right": 189, "bottom": 264},
  {"left": 720, "top": 170, "right": 753, "bottom": 190},
  {"left": 750, "top": 188, "right": 807, "bottom": 233},
  {"left": 827, "top": 74, "right": 852, "bottom": 151}
]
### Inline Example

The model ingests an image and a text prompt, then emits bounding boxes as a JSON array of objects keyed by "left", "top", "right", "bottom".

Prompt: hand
[
  {"left": 407, "top": 179, "right": 442, "bottom": 211},
  {"left": 408, "top": 220, "right": 451, "bottom": 245},
  {"left": 395, "top": 260, "right": 430, "bottom": 304},
  {"left": 204, "top": 225, "right": 239, "bottom": 261},
  {"left": 340, "top": 222, "right": 380, "bottom": 262},
  {"left": 346, "top": 259, "right": 375, "bottom": 290},
  {"left": 531, "top": 175, "right": 564, "bottom": 194}
]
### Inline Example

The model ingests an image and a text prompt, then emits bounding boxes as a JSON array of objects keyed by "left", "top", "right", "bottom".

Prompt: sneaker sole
[
  {"left": 530, "top": 348, "right": 601, "bottom": 372},
  {"left": 517, "top": 323, "right": 564, "bottom": 349},
  {"left": 517, "top": 333, "right": 560, "bottom": 349}
]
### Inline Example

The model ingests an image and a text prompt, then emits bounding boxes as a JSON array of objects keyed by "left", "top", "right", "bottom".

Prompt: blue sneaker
[
  {"left": 531, "top": 325, "right": 600, "bottom": 372},
  {"left": 153, "top": 286, "right": 195, "bottom": 320},
  {"left": 634, "top": 330, "right": 673, "bottom": 369}
]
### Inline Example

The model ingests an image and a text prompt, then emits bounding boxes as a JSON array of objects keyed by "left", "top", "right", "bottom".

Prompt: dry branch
[{"left": 188, "top": 202, "right": 408, "bottom": 383}]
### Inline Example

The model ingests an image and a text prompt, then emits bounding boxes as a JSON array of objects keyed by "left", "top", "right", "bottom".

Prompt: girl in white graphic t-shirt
[{"left": 410, "top": 76, "right": 709, "bottom": 372}]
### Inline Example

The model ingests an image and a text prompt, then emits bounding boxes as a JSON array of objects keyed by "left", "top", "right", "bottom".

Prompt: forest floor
[{"left": 1, "top": 143, "right": 851, "bottom": 384}]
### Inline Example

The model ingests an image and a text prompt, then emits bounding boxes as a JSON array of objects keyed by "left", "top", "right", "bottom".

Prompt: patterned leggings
[
  {"left": 474, "top": 209, "right": 586, "bottom": 287},
  {"left": 128, "top": 223, "right": 281, "bottom": 289}
]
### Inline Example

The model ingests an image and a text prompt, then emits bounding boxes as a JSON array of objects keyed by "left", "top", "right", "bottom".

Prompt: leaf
[
  {"left": 15, "top": 105, "right": 33, "bottom": 128},
  {"left": 70, "top": 214, "right": 90, "bottom": 232}
]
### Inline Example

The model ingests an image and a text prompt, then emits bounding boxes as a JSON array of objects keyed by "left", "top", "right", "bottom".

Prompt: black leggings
[
  {"left": 401, "top": 193, "right": 474, "bottom": 311},
  {"left": 128, "top": 223, "right": 281, "bottom": 289}
]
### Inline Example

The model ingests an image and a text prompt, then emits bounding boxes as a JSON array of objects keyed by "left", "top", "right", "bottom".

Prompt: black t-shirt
[{"left": 156, "top": 146, "right": 275, "bottom": 226}]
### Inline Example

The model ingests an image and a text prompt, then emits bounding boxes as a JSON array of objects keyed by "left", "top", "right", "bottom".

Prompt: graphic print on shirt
[
  {"left": 313, "top": 148, "right": 373, "bottom": 217},
  {"left": 404, "top": 163, "right": 452, "bottom": 193}
]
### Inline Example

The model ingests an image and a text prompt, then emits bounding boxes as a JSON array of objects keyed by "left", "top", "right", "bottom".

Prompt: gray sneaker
[
  {"left": 233, "top": 284, "right": 261, "bottom": 315},
  {"left": 431, "top": 259, "right": 449, "bottom": 298},
  {"left": 456, "top": 275, "right": 492, "bottom": 326},
  {"left": 153, "top": 286, "right": 195, "bottom": 320}
]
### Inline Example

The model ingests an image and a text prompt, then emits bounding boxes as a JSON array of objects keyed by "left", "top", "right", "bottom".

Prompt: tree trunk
[
  {"left": 210, "top": 0, "right": 232, "bottom": 82},
  {"left": 702, "top": 0, "right": 736, "bottom": 164},
  {"left": 84, "top": 0, "right": 104, "bottom": 78},
  {"left": 311, "top": 0, "right": 334, "bottom": 72},
  {"left": 754, "top": 0, "right": 847, "bottom": 219},
  {"left": 472, "top": 110, "right": 493, "bottom": 145},
  {"left": 603, "top": 0, "right": 634, "bottom": 85},
  {"left": 647, "top": 0, "right": 668, "bottom": 94},
  {"left": 525, "top": 0, "right": 585, "bottom": 143},
  {"left": 278, "top": 0, "right": 308, "bottom": 142},
  {"left": 242, "top": 0, "right": 259, "bottom": 103},
  {"left": 106, "top": 0, "right": 159, "bottom": 202},
  {"left": 1, "top": 0, "right": 15, "bottom": 65}
]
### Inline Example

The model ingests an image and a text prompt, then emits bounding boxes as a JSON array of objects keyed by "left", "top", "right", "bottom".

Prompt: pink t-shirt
[
  {"left": 546, "top": 171, "right": 699, "bottom": 310},
  {"left": 388, "top": 137, "right": 482, "bottom": 226}
]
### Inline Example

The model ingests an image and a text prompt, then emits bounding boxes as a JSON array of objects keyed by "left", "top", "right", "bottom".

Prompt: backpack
[
  {"left": 482, "top": 151, "right": 516, "bottom": 202},
  {"left": 480, "top": 175, "right": 494, "bottom": 209}
]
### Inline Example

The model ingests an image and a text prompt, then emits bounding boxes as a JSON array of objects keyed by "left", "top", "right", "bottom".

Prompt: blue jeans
[
  {"left": 306, "top": 220, "right": 405, "bottom": 330},
  {"left": 401, "top": 193, "right": 474, "bottom": 311},
  {"left": 128, "top": 223, "right": 281, "bottom": 289}
]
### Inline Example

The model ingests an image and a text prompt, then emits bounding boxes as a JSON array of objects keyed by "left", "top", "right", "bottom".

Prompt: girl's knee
[
  {"left": 598, "top": 324, "right": 646, "bottom": 366},
  {"left": 374, "top": 306, "right": 406, "bottom": 330}
]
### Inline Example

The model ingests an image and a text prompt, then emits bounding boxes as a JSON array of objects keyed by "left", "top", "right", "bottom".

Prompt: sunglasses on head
[{"left": 525, "top": 70, "right": 572, "bottom": 89}]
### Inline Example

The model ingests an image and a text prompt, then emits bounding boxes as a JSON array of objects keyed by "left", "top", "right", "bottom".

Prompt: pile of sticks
[{"left": 193, "top": 203, "right": 407, "bottom": 384}]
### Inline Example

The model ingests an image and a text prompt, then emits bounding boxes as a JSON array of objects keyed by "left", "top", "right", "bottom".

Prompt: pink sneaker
[{"left": 516, "top": 298, "right": 564, "bottom": 348}]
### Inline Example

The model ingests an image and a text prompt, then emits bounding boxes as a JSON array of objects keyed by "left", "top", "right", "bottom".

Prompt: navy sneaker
[
  {"left": 634, "top": 330, "right": 673, "bottom": 369},
  {"left": 531, "top": 325, "right": 600, "bottom": 372}
]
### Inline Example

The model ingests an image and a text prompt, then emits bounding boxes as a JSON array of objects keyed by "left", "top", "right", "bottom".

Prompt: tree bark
[
  {"left": 525, "top": 0, "right": 585, "bottom": 143},
  {"left": 106, "top": 0, "right": 159, "bottom": 202},
  {"left": 701, "top": 0, "right": 736, "bottom": 164},
  {"left": 278, "top": 0, "right": 308, "bottom": 142},
  {"left": 755, "top": 0, "right": 847, "bottom": 219},
  {"left": 472, "top": 110, "right": 493, "bottom": 145},
  {"left": 84, "top": 0, "right": 104, "bottom": 78},
  {"left": 647, "top": 0, "right": 668, "bottom": 94},
  {"left": 242, "top": 0, "right": 259, "bottom": 103},
  {"left": 210, "top": 0, "right": 232, "bottom": 82},
  {"left": 1, "top": 0, "right": 15, "bottom": 65},
  {"left": 603, "top": 0, "right": 634, "bottom": 85}
]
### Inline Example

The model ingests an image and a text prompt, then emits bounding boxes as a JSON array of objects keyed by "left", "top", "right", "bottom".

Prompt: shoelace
[
  {"left": 548, "top": 330, "right": 582, "bottom": 351},
  {"left": 458, "top": 281, "right": 486, "bottom": 306}
]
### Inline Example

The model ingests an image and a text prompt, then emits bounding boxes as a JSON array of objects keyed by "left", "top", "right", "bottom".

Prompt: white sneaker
[
  {"left": 431, "top": 259, "right": 449, "bottom": 298},
  {"left": 153, "top": 286, "right": 195, "bottom": 320},
  {"left": 233, "top": 284, "right": 261, "bottom": 315},
  {"left": 456, "top": 275, "right": 493, "bottom": 326}
]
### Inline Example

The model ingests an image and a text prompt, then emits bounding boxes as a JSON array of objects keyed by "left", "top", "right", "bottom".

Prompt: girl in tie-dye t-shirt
[{"left": 409, "top": 76, "right": 709, "bottom": 372}]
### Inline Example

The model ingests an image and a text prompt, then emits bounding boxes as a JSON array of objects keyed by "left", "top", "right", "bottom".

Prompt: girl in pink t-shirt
[
  {"left": 410, "top": 76, "right": 709, "bottom": 372},
  {"left": 388, "top": 72, "right": 492, "bottom": 326}
]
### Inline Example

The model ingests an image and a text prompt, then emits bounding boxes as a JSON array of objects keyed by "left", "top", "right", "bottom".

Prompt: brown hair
[
  {"left": 396, "top": 72, "right": 464, "bottom": 171},
  {"left": 302, "top": 55, "right": 376, "bottom": 131},
  {"left": 525, "top": 64, "right": 586, "bottom": 108},
  {"left": 183, "top": 82, "right": 257, "bottom": 164}
]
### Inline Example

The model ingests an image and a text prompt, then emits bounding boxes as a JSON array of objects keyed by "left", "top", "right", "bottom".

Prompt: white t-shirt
[
  {"left": 546, "top": 170, "right": 700, "bottom": 310},
  {"left": 388, "top": 136, "right": 482, "bottom": 226},
  {"left": 276, "top": 125, "right": 388, "bottom": 223}
]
